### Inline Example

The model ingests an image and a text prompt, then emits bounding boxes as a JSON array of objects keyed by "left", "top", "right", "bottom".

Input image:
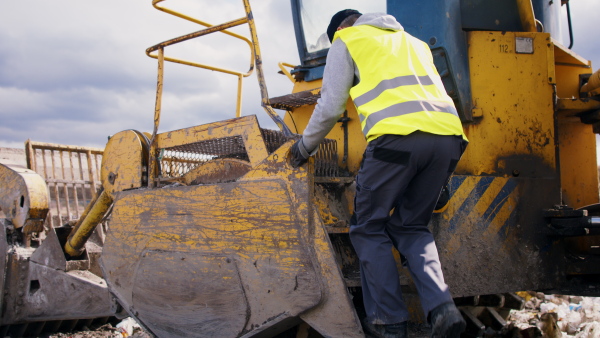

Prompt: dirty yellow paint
[
  {"left": 157, "top": 115, "right": 269, "bottom": 168},
  {"left": 86, "top": 10, "right": 600, "bottom": 334},
  {"left": 65, "top": 190, "right": 113, "bottom": 257},
  {"left": 557, "top": 119, "right": 598, "bottom": 208},
  {"left": 101, "top": 130, "right": 145, "bottom": 198},
  {"left": 103, "top": 177, "right": 318, "bottom": 331},
  {"left": 441, "top": 176, "right": 478, "bottom": 219},
  {"left": 553, "top": 41, "right": 600, "bottom": 208},
  {"left": 460, "top": 31, "right": 556, "bottom": 176},
  {"left": 443, "top": 177, "right": 512, "bottom": 255},
  {"left": 298, "top": 209, "right": 364, "bottom": 337},
  {"left": 516, "top": 0, "right": 537, "bottom": 32},
  {"left": 554, "top": 41, "right": 593, "bottom": 99},
  {"left": 95, "top": 110, "right": 367, "bottom": 337},
  {"left": 0, "top": 163, "right": 49, "bottom": 231}
]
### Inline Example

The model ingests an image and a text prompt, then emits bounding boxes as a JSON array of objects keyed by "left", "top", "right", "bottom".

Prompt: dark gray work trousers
[{"left": 349, "top": 131, "right": 465, "bottom": 325}]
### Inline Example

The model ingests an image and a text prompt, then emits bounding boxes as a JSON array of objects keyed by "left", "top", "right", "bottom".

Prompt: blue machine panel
[{"left": 388, "top": 0, "right": 473, "bottom": 122}]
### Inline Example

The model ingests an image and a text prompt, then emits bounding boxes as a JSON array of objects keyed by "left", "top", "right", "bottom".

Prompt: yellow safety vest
[{"left": 334, "top": 25, "right": 467, "bottom": 142}]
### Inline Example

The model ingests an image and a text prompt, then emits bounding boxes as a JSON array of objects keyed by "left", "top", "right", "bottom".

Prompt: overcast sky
[{"left": 1, "top": 0, "right": 599, "bottom": 150}]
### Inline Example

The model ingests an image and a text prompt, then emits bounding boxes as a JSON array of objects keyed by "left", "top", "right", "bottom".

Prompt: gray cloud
[
  {"left": 0, "top": 0, "right": 298, "bottom": 149},
  {"left": 566, "top": 1, "right": 600, "bottom": 67},
  {"left": 1, "top": 0, "right": 598, "bottom": 152}
]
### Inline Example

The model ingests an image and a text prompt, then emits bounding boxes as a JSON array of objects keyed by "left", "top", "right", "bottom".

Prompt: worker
[{"left": 290, "top": 9, "right": 468, "bottom": 338}]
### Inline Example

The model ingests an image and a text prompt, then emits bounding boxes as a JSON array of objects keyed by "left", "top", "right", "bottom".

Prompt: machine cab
[{"left": 289, "top": 0, "right": 386, "bottom": 80}]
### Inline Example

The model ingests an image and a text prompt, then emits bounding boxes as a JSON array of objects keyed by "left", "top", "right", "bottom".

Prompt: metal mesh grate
[
  {"left": 159, "top": 129, "right": 338, "bottom": 179},
  {"left": 159, "top": 135, "right": 245, "bottom": 178},
  {"left": 316, "top": 139, "right": 338, "bottom": 177},
  {"left": 269, "top": 90, "right": 321, "bottom": 111}
]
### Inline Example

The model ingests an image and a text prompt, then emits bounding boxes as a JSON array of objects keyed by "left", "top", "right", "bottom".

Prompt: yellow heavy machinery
[
  {"left": 0, "top": 143, "right": 116, "bottom": 336},
  {"left": 1, "top": 0, "right": 600, "bottom": 336}
]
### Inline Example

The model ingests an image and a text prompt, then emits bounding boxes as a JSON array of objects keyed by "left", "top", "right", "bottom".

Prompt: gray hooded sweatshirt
[{"left": 298, "top": 13, "right": 404, "bottom": 157}]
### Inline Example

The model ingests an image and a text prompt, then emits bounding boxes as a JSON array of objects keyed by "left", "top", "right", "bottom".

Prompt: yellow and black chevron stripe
[{"left": 441, "top": 176, "right": 520, "bottom": 254}]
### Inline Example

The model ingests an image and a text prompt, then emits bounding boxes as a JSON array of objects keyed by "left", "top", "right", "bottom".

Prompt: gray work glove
[{"left": 290, "top": 140, "right": 309, "bottom": 168}]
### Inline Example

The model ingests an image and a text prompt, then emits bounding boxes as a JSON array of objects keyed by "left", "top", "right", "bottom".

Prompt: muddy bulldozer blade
[{"left": 99, "top": 116, "right": 364, "bottom": 337}]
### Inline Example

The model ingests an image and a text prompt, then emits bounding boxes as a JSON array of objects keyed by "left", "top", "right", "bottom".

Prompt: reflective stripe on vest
[
  {"left": 335, "top": 25, "right": 467, "bottom": 142},
  {"left": 359, "top": 100, "right": 458, "bottom": 135},
  {"left": 353, "top": 74, "right": 435, "bottom": 107}
]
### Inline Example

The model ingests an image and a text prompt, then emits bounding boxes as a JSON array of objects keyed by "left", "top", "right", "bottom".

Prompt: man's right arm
[{"left": 298, "top": 40, "right": 356, "bottom": 157}]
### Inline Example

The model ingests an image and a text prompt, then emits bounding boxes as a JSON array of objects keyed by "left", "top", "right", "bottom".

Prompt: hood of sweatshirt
[{"left": 353, "top": 12, "right": 404, "bottom": 31}]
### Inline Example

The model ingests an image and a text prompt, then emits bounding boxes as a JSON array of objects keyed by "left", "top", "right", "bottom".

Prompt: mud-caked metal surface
[
  {"left": 99, "top": 116, "right": 363, "bottom": 337},
  {"left": 0, "top": 153, "right": 118, "bottom": 335},
  {"left": 432, "top": 175, "right": 564, "bottom": 297},
  {"left": 0, "top": 163, "right": 48, "bottom": 233},
  {"left": 0, "top": 219, "right": 118, "bottom": 328}
]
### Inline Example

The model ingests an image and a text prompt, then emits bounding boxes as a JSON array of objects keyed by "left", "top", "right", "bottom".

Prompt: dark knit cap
[{"left": 326, "top": 9, "right": 362, "bottom": 43}]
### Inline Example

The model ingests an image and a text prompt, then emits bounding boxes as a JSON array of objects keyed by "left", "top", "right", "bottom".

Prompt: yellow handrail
[
  {"left": 278, "top": 62, "right": 296, "bottom": 83},
  {"left": 242, "top": 0, "right": 292, "bottom": 137},
  {"left": 146, "top": 1, "right": 254, "bottom": 118},
  {"left": 145, "top": 0, "right": 292, "bottom": 187}
]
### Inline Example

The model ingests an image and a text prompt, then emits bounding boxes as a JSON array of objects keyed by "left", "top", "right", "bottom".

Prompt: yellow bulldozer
[{"left": 1, "top": 0, "right": 600, "bottom": 336}]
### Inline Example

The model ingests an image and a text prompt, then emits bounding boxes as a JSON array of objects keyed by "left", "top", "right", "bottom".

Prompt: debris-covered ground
[
  {"left": 44, "top": 292, "right": 600, "bottom": 338},
  {"left": 503, "top": 292, "right": 600, "bottom": 337},
  {"left": 46, "top": 318, "right": 150, "bottom": 338}
]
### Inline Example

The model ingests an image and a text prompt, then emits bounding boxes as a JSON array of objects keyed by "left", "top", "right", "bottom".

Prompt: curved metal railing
[{"left": 145, "top": 0, "right": 292, "bottom": 187}]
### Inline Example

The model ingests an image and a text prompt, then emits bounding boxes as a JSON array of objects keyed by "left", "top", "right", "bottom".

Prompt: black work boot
[
  {"left": 363, "top": 321, "right": 408, "bottom": 338},
  {"left": 429, "top": 302, "right": 466, "bottom": 338}
]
